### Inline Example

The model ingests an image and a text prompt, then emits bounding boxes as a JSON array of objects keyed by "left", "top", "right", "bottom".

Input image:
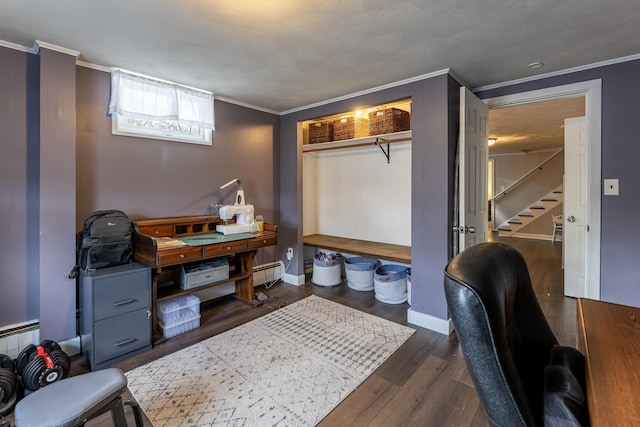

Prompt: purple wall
[
  {"left": 38, "top": 47, "right": 78, "bottom": 341},
  {"left": 0, "top": 47, "right": 31, "bottom": 325},
  {"left": 477, "top": 59, "right": 640, "bottom": 306},
  {"left": 76, "top": 67, "right": 280, "bottom": 225},
  {"left": 280, "top": 74, "right": 459, "bottom": 321},
  {"left": 1, "top": 53, "right": 279, "bottom": 341}
]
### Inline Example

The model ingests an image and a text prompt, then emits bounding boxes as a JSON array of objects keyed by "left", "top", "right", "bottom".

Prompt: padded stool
[{"left": 14, "top": 368, "right": 142, "bottom": 427}]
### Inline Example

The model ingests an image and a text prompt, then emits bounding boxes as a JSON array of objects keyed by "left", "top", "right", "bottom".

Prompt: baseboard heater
[
  {"left": 253, "top": 261, "right": 285, "bottom": 287},
  {"left": 0, "top": 320, "right": 40, "bottom": 359}
]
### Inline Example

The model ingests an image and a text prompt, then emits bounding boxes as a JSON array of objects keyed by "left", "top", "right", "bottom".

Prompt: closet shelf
[{"left": 302, "top": 130, "right": 411, "bottom": 154}]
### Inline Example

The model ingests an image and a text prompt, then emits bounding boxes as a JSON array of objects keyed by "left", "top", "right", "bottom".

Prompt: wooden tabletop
[
  {"left": 577, "top": 298, "right": 640, "bottom": 427},
  {"left": 303, "top": 234, "right": 411, "bottom": 264}
]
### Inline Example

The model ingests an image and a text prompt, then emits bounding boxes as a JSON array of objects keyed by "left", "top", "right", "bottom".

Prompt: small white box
[{"left": 180, "top": 258, "right": 229, "bottom": 290}]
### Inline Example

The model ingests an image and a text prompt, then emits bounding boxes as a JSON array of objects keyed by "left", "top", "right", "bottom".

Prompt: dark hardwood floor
[{"left": 2, "top": 236, "right": 571, "bottom": 426}]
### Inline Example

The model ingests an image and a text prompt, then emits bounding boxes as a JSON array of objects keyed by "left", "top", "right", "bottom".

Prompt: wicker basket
[
  {"left": 332, "top": 116, "right": 369, "bottom": 141},
  {"left": 308, "top": 121, "right": 333, "bottom": 144},
  {"left": 368, "top": 108, "right": 411, "bottom": 136}
]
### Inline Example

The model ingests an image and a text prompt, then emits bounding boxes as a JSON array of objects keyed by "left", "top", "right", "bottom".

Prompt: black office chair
[{"left": 444, "top": 242, "right": 588, "bottom": 427}]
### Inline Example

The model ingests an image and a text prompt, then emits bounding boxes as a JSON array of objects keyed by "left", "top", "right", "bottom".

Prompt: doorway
[{"left": 485, "top": 80, "right": 602, "bottom": 299}]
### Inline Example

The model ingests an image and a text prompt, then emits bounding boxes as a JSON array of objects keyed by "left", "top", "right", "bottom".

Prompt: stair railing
[{"left": 492, "top": 149, "right": 563, "bottom": 201}]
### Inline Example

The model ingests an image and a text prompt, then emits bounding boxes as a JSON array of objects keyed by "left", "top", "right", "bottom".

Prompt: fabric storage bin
[
  {"left": 312, "top": 252, "right": 343, "bottom": 286},
  {"left": 374, "top": 265, "right": 408, "bottom": 304},
  {"left": 332, "top": 116, "right": 369, "bottom": 141},
  {"left": 368, "top": 107, "right": 411, "bottom": 135},
  {"left": 308, "top": 120, "right": 333, "bottom": 144},
  {"left": 345, "top": 256, "right": 378, "bottom": 291}
]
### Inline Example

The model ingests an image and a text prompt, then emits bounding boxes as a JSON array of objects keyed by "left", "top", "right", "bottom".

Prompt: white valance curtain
[{"left": 108, "top": 69, "right": 215, "bottom": 130}]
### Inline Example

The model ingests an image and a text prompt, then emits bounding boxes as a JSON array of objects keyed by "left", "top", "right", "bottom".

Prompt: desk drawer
[
  {"left": 94, "top": 309, "right": 151, "bottom": 364},
  {"left": 157, "top": 246, "right": 202, "bottom": 265},
  {"left": 137, "top": 225, "right": 174, "bottom": 237},
  {"left": 250, "top": 235, "right": 277, "bottom": 249},
  {"left": 203, "top": 240, "right": 248, "bottom": 257}
]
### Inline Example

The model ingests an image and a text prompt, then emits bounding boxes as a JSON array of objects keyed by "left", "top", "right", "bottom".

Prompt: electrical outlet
[{"left": 287, "top": 247, "right": 294, "bottom": 260}]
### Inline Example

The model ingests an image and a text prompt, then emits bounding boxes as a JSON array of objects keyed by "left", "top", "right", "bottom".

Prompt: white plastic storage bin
[
  {"left": 159, "top": 315, "right": 201, "bottom": 339},
  {"left": 157, "top": 295, "right": 201, "bottom": 338},
  {"left": 374, "top": 265, "right": 408, "bottom": 304},
  {"left": 344, "top": 256, "right": 378, "bottom": 291}
]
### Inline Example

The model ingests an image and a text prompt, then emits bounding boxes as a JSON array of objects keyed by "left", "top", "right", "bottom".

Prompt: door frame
[{"left": 484, "top": 79, "right": 601, "bottom": 299}]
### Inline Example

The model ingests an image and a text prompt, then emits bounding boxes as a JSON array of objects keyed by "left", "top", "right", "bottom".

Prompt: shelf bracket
[{"left": 375, "top": 138, "right": 390, "bottom": 163}]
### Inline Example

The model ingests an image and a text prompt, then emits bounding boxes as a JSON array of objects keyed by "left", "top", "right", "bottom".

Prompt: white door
[
  {"left": 564, "top": 117, "right": 588, "bottom": 297},
  {"left": 458, "top": 87, "right": 489, "bottom": 252}
]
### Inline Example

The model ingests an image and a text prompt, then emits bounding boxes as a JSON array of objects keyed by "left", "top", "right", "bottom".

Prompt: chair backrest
[{"left": 444, "top": 242, "right": 558, "bottom": 427}]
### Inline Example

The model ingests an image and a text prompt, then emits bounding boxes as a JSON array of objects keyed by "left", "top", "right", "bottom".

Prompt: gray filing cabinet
[{"left": 79, "top": 263, "right": 152, "bottom": 370}]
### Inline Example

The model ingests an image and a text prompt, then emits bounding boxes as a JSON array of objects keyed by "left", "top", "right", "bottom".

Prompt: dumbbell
[
  {"left": 0, "top": 354, "right": 18, "bottom": 417},
  {"left": 16, "top": 340, "right": 71, "bottom": 392}
]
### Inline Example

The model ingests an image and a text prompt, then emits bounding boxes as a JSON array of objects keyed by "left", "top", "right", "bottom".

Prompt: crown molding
[
  {"left": 76, "top": 60, "right": 111, "bottom": 73},
  {"left": 280, "top": 68, "right": 452, "bottom": 115},
  {"left": 34, "top": 40, "right": 80, "bottom": 57},
  {"left": 0, "top": 39, "right": 33, "bottom": 53},
  {"left": 214, "top": 96, "right": 279, "bottom": 115},
  {"left": 473, "top": 52, "right": 640, "bottom": 93}
]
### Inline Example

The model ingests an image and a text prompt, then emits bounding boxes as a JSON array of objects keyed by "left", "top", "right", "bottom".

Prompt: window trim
[{"left": 112, "top": 114, "right": 213, "bottom": 145}]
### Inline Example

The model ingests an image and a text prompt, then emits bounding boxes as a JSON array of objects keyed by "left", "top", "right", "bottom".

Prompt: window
[{"left": 108, "top": 69, "right": 214, "bottom": 145}]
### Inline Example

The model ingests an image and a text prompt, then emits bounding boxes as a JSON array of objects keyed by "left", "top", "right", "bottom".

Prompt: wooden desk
[
  {"left": 303, "top": 234, "right": 411, "bottom": 264},
  {"left": 577, "top": 298, "right": 640, "bottom": 426},
  {"left": 133, "top": 215, "right": 277, "bottom": 343}
]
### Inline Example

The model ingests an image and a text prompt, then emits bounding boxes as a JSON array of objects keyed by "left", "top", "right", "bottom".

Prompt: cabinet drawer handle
[
  {"left": 113, "top": 298, "right": 136, "bottom": 307},
  {"left": 262, "top": 239, "right": 267, "bottom": 243},
  {"left": 180, "top": 254, "right": 185, "bottom": 258},
  {"left": 226, "top": 246, "right": 231, "bottom": 250},
  {"left": 154, "top": 230, "right": 160, "bottom": 235},
  {"left": 114, "top": 337, "right": 137, "bottom": 347}
]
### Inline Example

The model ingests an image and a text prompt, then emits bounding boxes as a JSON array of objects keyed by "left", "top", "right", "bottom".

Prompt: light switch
[{"left": 604, "top": 179, "right": 619, "bottom": 195}]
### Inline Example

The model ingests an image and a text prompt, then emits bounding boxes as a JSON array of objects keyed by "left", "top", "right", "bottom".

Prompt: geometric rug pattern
[{"left": 126, "top": 295, "right": 415, "bottom": 426}]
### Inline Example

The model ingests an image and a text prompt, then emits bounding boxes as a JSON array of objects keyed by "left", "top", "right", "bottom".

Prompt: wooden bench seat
[{"left": 303, "top": 234, "right": 411, "bottom": 264}]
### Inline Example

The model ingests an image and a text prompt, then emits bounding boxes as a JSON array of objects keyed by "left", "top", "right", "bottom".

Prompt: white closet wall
[{"left": 303, "top": 141, "right": 411, "bottom": 246}]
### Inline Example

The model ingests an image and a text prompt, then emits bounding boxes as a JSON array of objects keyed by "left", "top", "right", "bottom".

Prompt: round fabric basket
[
  {"left": 312, "top": 257, "right": 343, "bottom": 287},
  {"left": 344, "top": 257, "right": 378, "bottom": 291},
  {"left": 405, "top": 267, "right": 412, "bottom": 305},
  {"left": 374, "top": 264, "right": 408, "bottom": 304}
]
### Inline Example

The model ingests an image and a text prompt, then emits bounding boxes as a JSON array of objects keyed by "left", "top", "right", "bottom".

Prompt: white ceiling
[
  {"left": 1, "top": 0, "right": 639, "bottom": 114},
  {"left": 488, "top": 96, "right": 585, "bottom": 154}
]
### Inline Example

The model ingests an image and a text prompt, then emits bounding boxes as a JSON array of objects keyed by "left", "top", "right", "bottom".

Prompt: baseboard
[
  {"left": 510, "top": 232, "right": 559, "bottom": 241},
  {"left": 407, "top": 308, "right": 454, "bottom": 336},
  {"left": 60, "top": 335, "right": 81, "bottom": 357},
  {"left": 283, "top": 272, "right": 306, "bottom": 286}
]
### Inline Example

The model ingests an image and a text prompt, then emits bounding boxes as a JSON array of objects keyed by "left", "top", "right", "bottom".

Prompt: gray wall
[
  {"left": 280, "top": 74, "right": 459, "bottom": 321},
  {"left": 478, "top": 59, "right": 640, "bottom": 306},
  {"left": 1, "top": 49, "right": 280, "bottom": 341}
]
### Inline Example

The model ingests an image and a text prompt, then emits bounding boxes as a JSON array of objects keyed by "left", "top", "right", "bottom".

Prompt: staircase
[{"left": 498, "top": 185, "right": 563, "bottom": 237}]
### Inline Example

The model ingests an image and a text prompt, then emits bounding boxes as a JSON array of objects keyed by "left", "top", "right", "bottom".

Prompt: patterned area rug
[{"left": 126, "top": 295, "right": 415, "bottom": 426}]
